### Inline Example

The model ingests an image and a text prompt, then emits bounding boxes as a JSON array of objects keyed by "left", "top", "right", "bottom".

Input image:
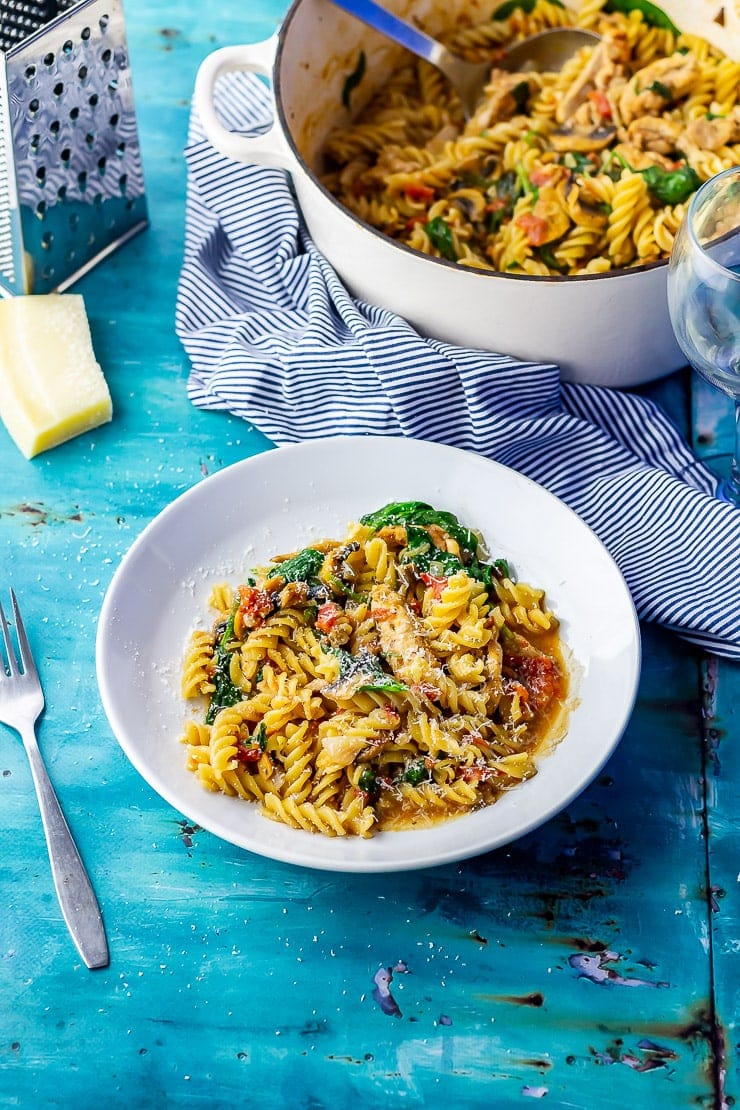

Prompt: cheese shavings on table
[{"left": 0, "top": 294, "right": 112, "bottom": 459}]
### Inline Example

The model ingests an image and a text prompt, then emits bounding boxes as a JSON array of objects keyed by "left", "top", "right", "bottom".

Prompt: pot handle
[{"left": 193, "top": 37, "right": 295, "bottom": 170}]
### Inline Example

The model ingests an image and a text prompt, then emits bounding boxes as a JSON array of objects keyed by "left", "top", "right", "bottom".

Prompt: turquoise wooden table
[{"left": 0, "top": 2, "right": 738, "bottom": 1107}]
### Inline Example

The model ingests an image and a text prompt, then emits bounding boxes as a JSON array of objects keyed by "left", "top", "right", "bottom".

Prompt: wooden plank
[{"left": 703, "top": 659, "right": 740, "bottom": 1106}]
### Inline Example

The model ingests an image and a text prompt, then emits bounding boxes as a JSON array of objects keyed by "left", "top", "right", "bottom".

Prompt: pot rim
[{"left": 272, "top": 0, "right": 668, "bottom": 285}]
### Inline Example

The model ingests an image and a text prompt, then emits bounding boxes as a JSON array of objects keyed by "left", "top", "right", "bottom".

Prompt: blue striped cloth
[{"left": 175, "top": 73, "right": 740, "bottom": 661}]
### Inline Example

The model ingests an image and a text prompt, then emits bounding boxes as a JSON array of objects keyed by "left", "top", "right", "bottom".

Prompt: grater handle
[{"left": 194, "top": 37, "right": 295, "bottom": 170}]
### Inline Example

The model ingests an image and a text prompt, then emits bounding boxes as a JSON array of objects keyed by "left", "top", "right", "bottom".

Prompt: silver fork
[{"left": 0, "top": 589, "right": 109, "bottom": 969}]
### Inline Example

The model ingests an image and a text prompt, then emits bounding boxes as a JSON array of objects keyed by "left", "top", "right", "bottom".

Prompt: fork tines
[{"left": 0, "top": 589, "right": 37, "bottom": 679}]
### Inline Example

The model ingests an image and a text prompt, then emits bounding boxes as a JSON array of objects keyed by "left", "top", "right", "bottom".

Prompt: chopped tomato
[
  {"left": 238, "top": 586, "right": 273, "bottom": 628},
  {"left": 235, "top": 744, "right": 262, "bottom": 765},
  {"left": 316, "top": 601, "right": 341, "bottom": 633},
  {"left": 462, "top": 763, "right": 503, "bottom": 783},
  {"left": 588, "top": 89, "right": 612, "bottom": 120},
  {"left": 404, "top": 183, "right": 435, "bottom": 202},
  {"left": 466, "top": 732, "right": 489, "bottom": 750},
  {"left": 486, "top": 197, "right": 507, "bottom": 213},
  {"left": 516, "top": 213, "right": 550, "bottom": 246},
  {"left": 530, "top": 166, "right": 555, "bottom": 187},
  {"left": 505, "top": 653, "right": 562, "bottom": 712},
  {"left": 419, "top": 571, "right": 448, "bottom": 599},
  {"left": 404, "top": 214, "right": 426, "bottom": 232},
  {"left": 412, "top": 682, "right": 442, "bottom": 702}
]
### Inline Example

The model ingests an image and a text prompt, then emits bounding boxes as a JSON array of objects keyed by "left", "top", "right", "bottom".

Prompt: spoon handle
[{"left": 327, "top": 0, "right": 445, "bottom": 69}]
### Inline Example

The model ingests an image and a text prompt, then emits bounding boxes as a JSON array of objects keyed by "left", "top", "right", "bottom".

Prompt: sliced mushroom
[
  {"left": 564, "top": 180, "right": 609, "bottom": 231},
  {"left": 549, "top": 124, "right": 616, "bottom": 153},
  {"left": 448, "top": 188, "right": 488, "bottom": 223}
]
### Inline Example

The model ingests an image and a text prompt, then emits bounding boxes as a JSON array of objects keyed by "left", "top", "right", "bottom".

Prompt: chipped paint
[
  {"left": 568, "top": 951, "right": 669, "bottom": 988},
  {"left": 0, "top": 502, "right": 84, "bottom": 526},
  {"left": 372, "top": 967, "right": 402, "bottom": 1018}
]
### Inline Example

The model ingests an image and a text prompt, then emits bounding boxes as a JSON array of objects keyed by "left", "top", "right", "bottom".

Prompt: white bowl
[{"left": 96, "top": 436, "right": 641, "bottom": 872}]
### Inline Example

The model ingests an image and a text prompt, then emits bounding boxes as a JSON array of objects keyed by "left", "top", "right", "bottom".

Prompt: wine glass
[{"left": 667, "top": 165, "right": 740, "bottom": 507}]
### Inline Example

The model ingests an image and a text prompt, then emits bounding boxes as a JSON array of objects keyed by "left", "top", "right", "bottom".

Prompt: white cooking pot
[{"left": 193, "top": 0, "right": 736, "bottom": 387}]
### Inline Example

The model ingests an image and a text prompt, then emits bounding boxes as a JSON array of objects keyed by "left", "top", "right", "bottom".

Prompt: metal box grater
[{"left": 0, "top": 0, "right": 148, "bottom": 295}]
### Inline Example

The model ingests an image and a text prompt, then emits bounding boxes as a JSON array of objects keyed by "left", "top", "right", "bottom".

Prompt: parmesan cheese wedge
[{"left": 0, "top": 294, "right": 112, "bottom": 459}]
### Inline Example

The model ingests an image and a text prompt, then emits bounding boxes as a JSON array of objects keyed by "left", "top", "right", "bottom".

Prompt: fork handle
[{"left": 21, "top": 724, "right": 109, "bottom": 969}]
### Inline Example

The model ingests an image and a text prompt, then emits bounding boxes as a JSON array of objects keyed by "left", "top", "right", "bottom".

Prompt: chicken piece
[
  {"left": 683, "top": 114, "right": 736, "bottom": 151},
  {"left": 317, "top": 734, "right": 369, "bottom": 769},
  {"left": 482, "top": 626, "right": 504, "bottom": 709},
  {"left": 278, "top": 581, "right": 309, "bottom": 609},
  {"left": 426, "top": 123, "right": 462, "bottom": 155},
  {"left": 375, "top": 525, "right": 408, "bottom": 550},
  {"left": 612, "top": 141, "right": 674, "bottom": 171},
  {"left": 625, "top": 115, "right": 682, "bottom": 154},
  {"left": 370, "top": 584, "right": 446, "bottom": 691},
  {"left": 425, "top": 522, "right": 461, "bottom": 556},
  {"left": 528, "top": 185, "right": 571, "bottom": 244},
  {"left": 467, "top": 72, "right": 537, "bottom": 131},
  {"left": 619, "top": 53, "right": 700, "bottom": 126},
  {"left": 555, "top": 30, "right": 629, "bottom": 125}
]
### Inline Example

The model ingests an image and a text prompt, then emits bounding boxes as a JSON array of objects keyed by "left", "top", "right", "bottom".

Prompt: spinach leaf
[
  {"left": 515, "top": 161, "right": 538, "bottom": 202},
  {"left": 326, "top": 647, "right": 408, "bottom": 698},
  {"left": 511, "top": 80, "right": 530, "bottom": 113},
  {"left": 358, "top": 767, "right": 380, "bottom": 799},
  {"left": 613, "top": 150, "right": 701, "bottom": 205},
  {"left": 640, "top": 163, "right": 701, "bottom": 205},
  {"left": 361, "top": 502, "right": 478, "bottom": 560},
  {"left": 426, "top": 216, "right": 457, "bottom": 261},
  {"left": 402, "top": 525, "right": 470, "bottom": 579},
  {"left": 646, "top": 79, "right": 672, "bottom": 99},
  {"left": 604, "top": 0, "right": 679, "bottom": 33},
  {"left": 361, "top": 501, "right": 510, "bottom": 588},
  {"left": 342, "top": 51, "right": 366, "bottom": 110},
  {"left": 561, "top": 150, "right": 597, "bottom": 175},
  {"left": 536, "top": 244, "right": 569, "bottom": 273},
  {"left": 488, "top": 170, "right": 522, "bottom": 232},
  {"left": 205, "top": 600, "right": 242, "bottom": 724},
  {"left": 403, "top": 758, "right": 431, "bottom": 785},
  {"left": 270, "top": 547, "right": 325, "bottom": 584}
]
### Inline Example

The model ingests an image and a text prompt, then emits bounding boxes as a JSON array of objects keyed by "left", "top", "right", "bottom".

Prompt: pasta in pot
[
  {"left": 180, "top": 502, "right": 570, "bottom": 837},
  {"left": 319, "top": 0, "right": 740, "bottom": 276}
]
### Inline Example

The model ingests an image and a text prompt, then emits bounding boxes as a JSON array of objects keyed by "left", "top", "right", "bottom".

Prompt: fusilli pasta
[
  {"left": 180, "top": 501, "right": 569, "bottom": 837},
  {"left": 320, "top": 1, "right": 740, "bottom": 276}
]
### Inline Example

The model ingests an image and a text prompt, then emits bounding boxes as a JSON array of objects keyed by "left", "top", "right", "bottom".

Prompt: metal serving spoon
[{"left": 328, "top": 0, "right": 600, "bottom": 117}]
